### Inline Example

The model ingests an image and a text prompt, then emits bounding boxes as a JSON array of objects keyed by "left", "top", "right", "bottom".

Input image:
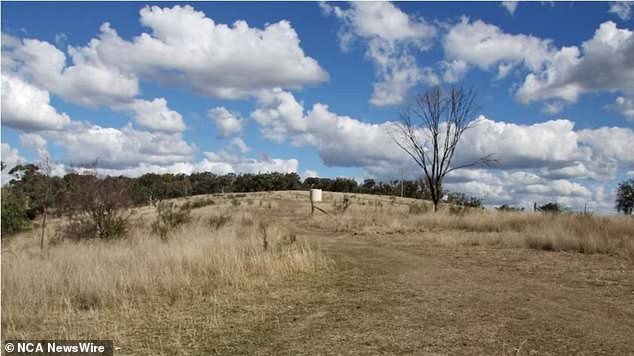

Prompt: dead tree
[{"left": 392, "top": 85, "right": 494, "bottom": 212}]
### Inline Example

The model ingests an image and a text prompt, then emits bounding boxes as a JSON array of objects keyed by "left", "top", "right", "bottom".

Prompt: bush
[
  {"left": 496, "top": 204, "right": 525, "bottom": 212},
  {"left": 60, "top": 175, "right": 133, "bottom": 240},
  {"left": 409, "top": 203, "right": 429, "bottom": 214},
  {"left": 1, "top": 188, "right": 31, "bottom": 235},
  {"left": 151, "top": 201, "right": 192, "bottom": 240},
  {"left": 207, "top": 215, "right": 231, "bottom": 230},
  {"left": 538, "top": 202, "right": 566, "bottom": 214}
]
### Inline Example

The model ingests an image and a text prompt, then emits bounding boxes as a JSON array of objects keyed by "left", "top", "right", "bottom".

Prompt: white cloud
[
  {"left": 302, "top": 169, "right": 319, "bottom": 179},
  {"left": 516, "top": 21, "right": 634, "bottom": 105},
  {"left": 444, "top": 169, "right": 600, "bottom": 211},
  {"left": 1, "top": 143, "right": 26, "bottom": 185},
  {"left": 90, "top": 5, "right": 327, "bottom": 99},
  {"left": 457, "top": 116, "right": 589, "bottom": 170},
  {"left": 248, "top": 90, "right": 632, "bottom": 212},
  {"left": 612, "top": 96, "right": 634, "bottom": 121},
  {"left": 8, "top": 37, "right": 139, "bottom": 107},
  {"left": 322, "top": 2, "right": 436, "bottom": 106},
  {"left": 251, "top": 89, "right": 404, "bottom": 167},
  {"left": 501, "top": 1, "right": 519, "bottom": 15},
  {"left": 19, "top": 133, "right": 48, "bottom": 158},
  {"left": 1, "top": 74, "right": 71, "bottom": 131},
  {"left": 321, "top": 1, "right": 435, "bottom": 43},
  {"left": 443, "top": 17, "right": 553, "bottom": 76},
  {"left": 46, "top": 122, "right": 195, "bottom": 170},
  {"left": 230, "top": 137, "right": 250, "bottom": 154},
  {"left": 440, "top": 59, "right": 469, "bottom": 83},
  {"left": 208, "top": 107, "right": 243, "bottom": 138},
  {"left": 541, "top": 102, "right": 565, "bottom": 115},
  {"left": 252, "top": 89, "right": 634, "bottom": 188},
  {"left": 442, "top": 18, "right": 634, "bottom": 119},
  {"left": 577, "top": 126, "right": 634, "bottom": 167},
  {"left": 198, "top": 140, "right": 298, "bottom": 175},
  {"left": 609, "top": 2, "right": 632, "bottom": 21},
  {"left": 123, "top": 98, "right": 186, "bottom": 133},
  {"left": 251, "top": 88, "right": 307, "bottom": 142}
]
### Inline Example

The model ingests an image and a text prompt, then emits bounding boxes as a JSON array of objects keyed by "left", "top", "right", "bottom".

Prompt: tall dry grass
[
  {"left": 1, "top": 201, "right": 330, "bottom": 341},
  {"left": 309, "top": 196, "right": 634, "bottom": 258}
]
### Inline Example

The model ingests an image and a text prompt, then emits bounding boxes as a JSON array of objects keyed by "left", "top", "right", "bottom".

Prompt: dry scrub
[
  {"left": 2, "top": 200, "right": 330, "bottom": 343},
  {"left": 310, "top": 194, "right": 634, "bottom": 258}
]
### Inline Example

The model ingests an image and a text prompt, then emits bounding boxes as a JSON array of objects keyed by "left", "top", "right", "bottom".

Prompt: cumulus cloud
[
  {"left": 442, "top": 18, "right": 634, "bottom": 120},
  {"left": 1, "top": 143, "right": 26, "bottom": 185},
  {"left": 7, "top": 36, "right": 139, "bottom": 107},
  {"left": 440, "top": 59, "right": 469, "bottom": 83},
  {"left": 89, "top": 5, "right": 327, "bottom": 99},
  {"left": 501, "top": 1, "right": 519, "bottom": 15},
  {"left": 1, "top": 74, "right": 71, "bottom": 131},
  {"left": 122, "top": 98, "right": 186, "bottom": 133},
  {"left": 208, "top": 107, "right": 243, "bottom": 138},
  {"left": 302, "top": 169, "right": 319, "bottom": 179},
  {"left": 251, "top": 89, "right": 405, "bottom": 167},
  {"left": 4, "top": 32, "right": 186, "bottom": 134},
  {"left": 609, "top": 2, "right": 632, "bottom": 21},
  {"left": 445, "top": 169, "right": 596, "bottom": 210},
  {"left": 515, "top": 21, "right": 634, "bottom": 105},
  {"left": 46, "top": 122, "right": 195, "bottom": 170},
  {"left": 322, "top": 2, "right": 436, "bottom": 106},
  {"left": 443, "top": 17, "right": 553, "bottom": 79},
  {"left": 197, "top": 138, "right": 297, "bottom": 175},
  {"left": 19, "top": 133, "right": 48, "bottom": 158},
  {"left": 457, "top": 116, "right": 589, "bottom": 170},
  {"left": 249, "top": 91, "right": 633, "bottom": 211}
]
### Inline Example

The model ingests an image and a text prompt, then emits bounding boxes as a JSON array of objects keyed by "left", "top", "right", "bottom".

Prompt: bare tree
[
  {"left": 38, "top": 156, "right": 52, "bottom": 251},
  {"left": 392, "top": 85, "right": 494, "bottom": 212}
]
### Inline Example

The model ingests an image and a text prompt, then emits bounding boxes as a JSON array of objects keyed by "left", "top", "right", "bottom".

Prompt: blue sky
[{"left": 1, "top": 1, "right": 633, "bottom": 212}]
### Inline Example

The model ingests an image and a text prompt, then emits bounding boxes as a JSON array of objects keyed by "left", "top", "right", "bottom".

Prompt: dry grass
[
  {"left": 1, "top": 198, "right": 330, "bottom": 345},
  {"left": 309, "top": 192, "right": 634, "bottom": 258},
  {"left": 2, "top": 190, "right": 632, "bottom": 354}
]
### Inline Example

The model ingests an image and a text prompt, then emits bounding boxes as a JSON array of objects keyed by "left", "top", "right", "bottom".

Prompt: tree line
[{"left": 0, "top": 163, "right": 483, "bottom": 236}]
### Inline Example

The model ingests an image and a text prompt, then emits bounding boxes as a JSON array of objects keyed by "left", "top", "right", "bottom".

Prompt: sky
[{"left": 1, "top": 1, "right": 633, "bottom": 213}]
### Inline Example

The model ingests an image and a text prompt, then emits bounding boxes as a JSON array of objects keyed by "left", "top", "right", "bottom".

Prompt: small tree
[
  {"left": 61, "top": 174, "right": 133, "bottom": 240},
  {"left": 538, "top": 202, "right": 565, "bottom": 214},
  {"left": 392, "top": 85, "right": 494, "bottom": 212},
  {"left": 616, "top": 178, "right": 634, "bottom": 215}
]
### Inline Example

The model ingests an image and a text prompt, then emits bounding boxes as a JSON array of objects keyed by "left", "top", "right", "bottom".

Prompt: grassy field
[{"left": 2, "top": 191, "right": 633, "bottom": 355}]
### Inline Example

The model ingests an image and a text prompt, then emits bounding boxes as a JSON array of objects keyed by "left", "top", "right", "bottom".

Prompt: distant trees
[
  {"left": 615, "top": 178, "right": 634, "bottom": 215},
  {"left": 2, "top": 165, "right": 493, "bottom": 239},
  {"left": 392, "top": 85, "right": 494, "bottom": 212},
  {"left": 536, "top": 202, "right": 566, "bottom": 213},
  {"left": 446, "top": 192, "right": 483, "bottom": 208},
  {"left": 495, "top": 204, "right": 524, "bottom": 212}
]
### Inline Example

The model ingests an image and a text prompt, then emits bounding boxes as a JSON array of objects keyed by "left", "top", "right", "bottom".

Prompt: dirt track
[{"left": 211, "top": 214, "right": 634, "bottom": 355}]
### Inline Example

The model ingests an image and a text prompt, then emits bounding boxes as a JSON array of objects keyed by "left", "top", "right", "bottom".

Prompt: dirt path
[{"left": 205, "top": 214, "right": 634, "bottom": 355}]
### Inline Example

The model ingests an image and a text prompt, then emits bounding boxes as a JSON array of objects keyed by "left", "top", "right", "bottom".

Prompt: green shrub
[
  {"left": 151, "top": 201, "right": 191, "bottom": 240},
  {"left": 1, "top": 188, "right": 32, "bottom": 235}
]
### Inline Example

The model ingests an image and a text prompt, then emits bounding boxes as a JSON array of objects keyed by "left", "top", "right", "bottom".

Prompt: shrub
[
  {"left": 409, "top": 203, "right": 429, "bottom": 214},
  {"left": 60, "top": 175, "right": 133, "bottom": 240},
  {"left": 496, "top": 204, "right": 525, "bottom": 212},
  {"left": 449, "top": 205, "right": 469, "bottom": 216},
  {"left": 1, "top": 188, "right": 32, "bottom": 235},
  {"left": 538, "top": 202, "right": 566, "bottom": 214},
  {"left": 151, "top": 201, "right": 192, "bottom": 241},
  {"left": 208, "top": 215, "right": 231, "bottom": 230}
]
